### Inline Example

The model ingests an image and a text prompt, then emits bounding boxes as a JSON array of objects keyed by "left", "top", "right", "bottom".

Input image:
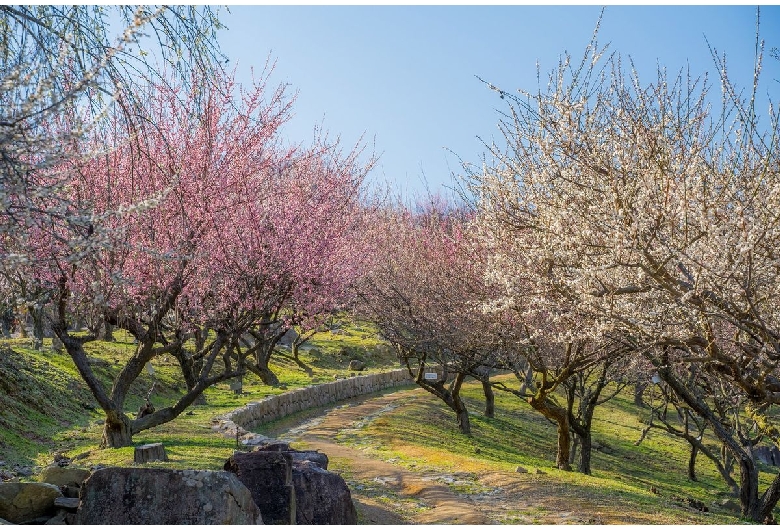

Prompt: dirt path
[
  {"left": 277, "top": 389, "right": 490, "bottom": 524},
  {"left": 266, "top": 388, "right": 607, "bottom": 524},
  {"left": 259, "top": 387, "right": 720, "bottom": 525}
]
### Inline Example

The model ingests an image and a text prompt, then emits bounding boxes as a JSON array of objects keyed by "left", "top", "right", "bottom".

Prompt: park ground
[{"left": 0, "top": 327, "right": 769, "bottom": 524}]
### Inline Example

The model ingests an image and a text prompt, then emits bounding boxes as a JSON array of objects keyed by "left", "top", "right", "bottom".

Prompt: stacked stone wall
[{"left": 224, "top": 369, "right": 412, "bottom": 432}]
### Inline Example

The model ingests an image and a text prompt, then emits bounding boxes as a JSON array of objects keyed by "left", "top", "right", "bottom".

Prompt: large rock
[
  {"left": 348, "top": 359, "right": 365, "bottom": 371},
  {"left": 752, "top": 445, "right": 780, "bottom": 466},
  {"left": 290, "top": 450, "right": 329, "bottom": 470},
  {"left": 39, "top": 465, "right": 90, "bottom": 489},
  {"left": 278, "top": 328, "right": 299, "bottom": 347},
  {"left": 292, "top": 460, "right": 357, "bottom": 524},
  {"left": 0, "top": 482, "right": 61, "bottom": 523},
  {"left": 224, "top": 451, "right": 295, "bottom": 524},
  {"left": 76, "top": 467, "right": 262, "bottom": 524}
]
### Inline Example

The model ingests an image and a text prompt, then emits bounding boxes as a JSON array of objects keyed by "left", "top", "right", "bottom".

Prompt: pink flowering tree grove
[
  {"left": 16, "top": 64, "right": 370, "bottom": 448},
  {"left": 356, "top": 199, "right": 505, "bottom": 435},
  {"left": 1, "top": 6, "right": 227, "bottom": 284},
  {"left": 232, "top": 136, "right": 372, "bottom": 386}
]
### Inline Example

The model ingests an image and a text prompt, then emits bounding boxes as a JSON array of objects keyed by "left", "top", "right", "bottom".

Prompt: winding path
[
  {"left": 248, "top": 386, "right": 718, "bottom": 525},
  {"left": 268, "top": 388, "right": 491, "bottom": 524}
]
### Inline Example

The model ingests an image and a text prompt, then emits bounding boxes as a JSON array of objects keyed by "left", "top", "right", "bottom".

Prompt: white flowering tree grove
[{"left": 470, "top": 22, "right": 780, "bottom": 521}]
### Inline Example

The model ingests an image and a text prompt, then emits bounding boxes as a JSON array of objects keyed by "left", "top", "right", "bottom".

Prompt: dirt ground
[{"left": 268, "top": 388, "right": 672, "bottom": 525}]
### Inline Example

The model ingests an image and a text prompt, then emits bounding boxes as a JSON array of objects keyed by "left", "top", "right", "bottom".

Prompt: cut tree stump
[{"left": 134, "top": 443, "right": 168, "bottom": 464}]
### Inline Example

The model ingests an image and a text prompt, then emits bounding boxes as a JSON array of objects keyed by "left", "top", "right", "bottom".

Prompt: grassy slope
[
  {"left": 2, "top": 328, "right": 776, "bottom": 524},
  {"left": 332, "top": 378, "right": 776, "bottom": 524},
  {"left": 0, "top": 320, "right": 397, "bottom": 470}
]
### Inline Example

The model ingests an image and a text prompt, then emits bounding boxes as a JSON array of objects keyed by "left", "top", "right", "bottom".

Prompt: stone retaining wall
[{"left": 222, "top": 369, "right": 413, "bottom": 433}]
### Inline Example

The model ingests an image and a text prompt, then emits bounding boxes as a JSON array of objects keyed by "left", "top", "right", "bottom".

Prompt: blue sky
[{"left": 217, "top": 5, "right": 780, "bottom": 197}]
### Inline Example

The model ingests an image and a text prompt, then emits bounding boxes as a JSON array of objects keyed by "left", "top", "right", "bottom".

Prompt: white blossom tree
[{"left": 470, "top": 17, "right": 780, "bottom": 521}]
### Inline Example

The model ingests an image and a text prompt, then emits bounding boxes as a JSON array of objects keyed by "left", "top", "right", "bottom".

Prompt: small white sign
[{"left": 424, "top": 372, "right": 438, "bottom": 380}]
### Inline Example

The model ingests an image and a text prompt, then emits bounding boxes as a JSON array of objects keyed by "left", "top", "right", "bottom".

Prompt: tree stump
[{"left": 134, "top": 443, "right": 168, "bottom": 464}]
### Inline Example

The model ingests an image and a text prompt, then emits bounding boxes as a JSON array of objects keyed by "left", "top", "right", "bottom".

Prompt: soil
[{"left": 263, "top": 387, "right": 673, "bottom": 525}]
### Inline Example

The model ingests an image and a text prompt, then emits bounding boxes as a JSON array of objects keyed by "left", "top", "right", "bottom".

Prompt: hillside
[
  {"left": 0, "top": 328, "right": 775, "bottom": 524},
  {"left": 0, "top": 321, "right": 397, "bottom": 473}
]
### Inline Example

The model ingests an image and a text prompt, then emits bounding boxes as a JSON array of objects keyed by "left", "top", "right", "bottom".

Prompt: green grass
[
  {"left": 0, "top": 319, "right": 398, "bottom": 471},
  {"left": 2, "top": 327, "right": 777, "bottom": 524},
  {"left": 333, "top": 376, "right": 772, "bottom": 524}
]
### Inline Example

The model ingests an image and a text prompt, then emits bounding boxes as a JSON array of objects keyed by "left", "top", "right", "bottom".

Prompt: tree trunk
[
  {"left": 555, "top": 421, "right": 572, "bottom": 470},
  {"left": 454, "top": 395, "right": 471, "bottom": 435},
  {"left": 248, "top": 361, "right": 280, "bottom": 386},
  {"left": 194, "top": 327, "right": 208, "bottom": 354},
  {"left": 18, "top": 311, "right": 28, "bottom": 338},
  {"left": 101, "top": 412, "right": 133, "bottom": 448},
  {"left": 482, "top": 380, "right": 495, "bottom": 418},
  {"left": 247, "top": 327, "right": 284, "bottom": 387},
  {"left": 569, "top": 436, "right": 579, "bottom": 465},
  {"left": 134, "top": 443, "right": 168, "bottom": 463},
  {"left": 413, "top": 364, "right": 471, "bottom": 435},
  {"left": 102, "top": 320, "right": 115, "bottom": 342},
  {"left": 634, "top": 381, "right": 648, "bottom": 407},
  {"left": 444, "top": 372, "right": 471, "bottom": 435},
  {"left": 578, "top": 432, "right": 592, "bottom": 475},
  {"left": 172, "top": 347, "right": 206, "bottom": 405},
  {"left": 652, "top": 356, "right": 773, "bottom": 521},
  {"left": 529, "top": 395, "right": 571, "bottom": 470},
  {"left": 31, "top": 306, "right": 44, "bottom": 350},
  {"left": 688, "top": 445, "right": 698, "bottom": 482},
  {"left": 0, "top": 308, "right": 12, "bottom": 338}
]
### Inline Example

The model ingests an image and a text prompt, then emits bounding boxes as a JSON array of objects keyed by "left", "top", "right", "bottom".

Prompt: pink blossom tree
[
  {"left": 232, "top": 134, "right": 373, "bottom": 385},
  {"left": 23, "top": 66, "right": 309, "bottom": 448},
  {"left": 356, "top": 199, "right": 503, "bottom": 435}
]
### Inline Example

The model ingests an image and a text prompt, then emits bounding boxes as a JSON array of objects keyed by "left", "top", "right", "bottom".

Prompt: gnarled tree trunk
[
  {"left": 482, "top": 380, "right": 495, "bottom": 418},
  {"left": 411, "top": 361, "right": 471, "bottom": 435},
  {"left": 102, "top": 411, "right": 133, "bottom": 449},
  {"left": 529, "top": 394, "right": 571, "bottom": 470},
  {"left": 653, "top": 354, "right": 779, "bottom": 522}
]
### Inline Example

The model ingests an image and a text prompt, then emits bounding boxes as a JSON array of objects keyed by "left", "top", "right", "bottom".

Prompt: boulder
[
  {"left": 751, "top": 445, "right": 780, "bottom": 467},
  {"left": 719, "top": 498, "right": 741, "bottom": 513},
  {"left": 252, "top": 441, "right": 291, "bottom": 452},
  {"left": 0, "top": 482, "right": 61, "bottom": 524},
  {"left": 240, "top": 434, "right": 271, "bottom": 447},
  {"left": 291, "top": 451, "right": 329, "bottom": 470},
  {"left": 53, "top": 497, "right": 79, "bottom": 510},
  {"left": 45, "top": 510, "right": 68, "bottom": 525},
  {"left": 76, "top": 467, "right": 262, "bottom": 524},
  {"left": 224, "top": 451, "right": 295, "bottom": 524},
  {"left": 38, "top": 465, "right": 90, "bottom": 489},
  {"left": 348, "top": 359, "right": 365, "bottom": 371},
  {"left": 292, "top": 460, "right": 357, "bottom": 524},
  {"left": 278, "top": 328, "right": 299, "bottom": 347}
]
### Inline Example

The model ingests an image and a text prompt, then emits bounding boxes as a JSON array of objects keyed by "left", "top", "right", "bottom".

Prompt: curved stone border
[{"left": 213, "top": 369, "right": 413, "bottom": 440}]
